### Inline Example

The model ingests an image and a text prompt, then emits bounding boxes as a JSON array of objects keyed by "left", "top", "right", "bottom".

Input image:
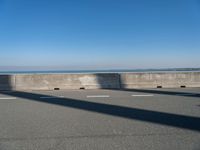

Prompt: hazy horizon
[{"left": 0, "top": 66, "right": 200, "bottom": 72}]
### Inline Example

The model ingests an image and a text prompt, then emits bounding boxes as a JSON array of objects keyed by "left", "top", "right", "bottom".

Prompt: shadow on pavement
[{"left": 1, "top": 90, "right": 200, "bottom": 132}]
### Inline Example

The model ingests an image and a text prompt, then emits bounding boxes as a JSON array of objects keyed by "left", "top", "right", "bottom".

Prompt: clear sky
[{"left": 0, "top": 0, "right": 200, "bottom": 70}]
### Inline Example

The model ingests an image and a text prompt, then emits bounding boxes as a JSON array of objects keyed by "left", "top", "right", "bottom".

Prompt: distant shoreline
[{"left": 0, "top": 68, "right": 200, "bottom": 74}]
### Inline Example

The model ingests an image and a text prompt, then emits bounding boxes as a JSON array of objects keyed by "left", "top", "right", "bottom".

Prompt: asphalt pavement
[{"left": 0, "top": 88, "right": 200, "bottom": 150}]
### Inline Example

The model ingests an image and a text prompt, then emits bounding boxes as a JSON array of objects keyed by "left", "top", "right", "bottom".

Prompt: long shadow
[
  {"left": 121, "top": 88, "right": 200, "bottom": 98},
  {"left": 1, "top": 90, "right": 200, "bottom": 132}
]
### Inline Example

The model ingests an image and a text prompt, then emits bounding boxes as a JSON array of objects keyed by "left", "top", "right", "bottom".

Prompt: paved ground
[{"left": 0, "top": 88, "right": 200, "bottom": 150}]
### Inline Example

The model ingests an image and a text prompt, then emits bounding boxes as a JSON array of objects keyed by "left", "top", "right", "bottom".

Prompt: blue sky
[{"left": 0, "top": 0, "right": 200, "bottom": 70}]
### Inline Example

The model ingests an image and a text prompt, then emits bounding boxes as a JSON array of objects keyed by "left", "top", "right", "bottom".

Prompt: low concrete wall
[
  {"left": 15, "top": 73, "right": 120, "bottom": 90},
  {"left": 0, "top": 75, "right": 15, "bottom": 90},
  {"left": 0, "top": 72, "right": 200, "bottom": 91},
  {"left": 120, "top": 72, "right": 200, "bottom": 89}
]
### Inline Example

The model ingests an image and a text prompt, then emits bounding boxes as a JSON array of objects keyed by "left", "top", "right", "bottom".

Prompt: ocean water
[{"left": 0, "top": 69, "right": 200, "bottom": 74}]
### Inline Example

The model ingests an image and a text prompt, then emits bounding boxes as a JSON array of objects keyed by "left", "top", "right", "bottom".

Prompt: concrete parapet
[
  {"left": 14, "top": 73, "right": 120, "bottom": 90},
  {"left": 0, "top": 75, "right": 15, "bottom": 90},
  {"left": 0, "top": 72, "right": 200, "bottom": 91},
  {"left": 120, "top": 72, "right": 200, "bottom": 89}
]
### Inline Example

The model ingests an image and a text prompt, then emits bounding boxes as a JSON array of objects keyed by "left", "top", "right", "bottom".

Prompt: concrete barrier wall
[
  {"left": 15, "top": 73, "right": 120, "bottom": 90},
  {"left": 0, "top": 75, "right": 15, "bottom": 90},
  {"left": 0, "top": 72, "right": 200, "bottom": 91},
  {"left": 120, "top": 72, "right": 200, "bottom": 89}
]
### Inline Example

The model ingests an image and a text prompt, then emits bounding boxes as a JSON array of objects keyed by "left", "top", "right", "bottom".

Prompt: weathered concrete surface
[
  {"left": 0, "top": 72, "right": 200, "bottom": 91},
  {"left": 120, "top": 72, "right": 200, "bottom": 89},
  {"left": 0, "top": 75, "right": 15, "bottom": 90},
  {"left": 15, "top": 73, "right": 120, "bottom": 90}
]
